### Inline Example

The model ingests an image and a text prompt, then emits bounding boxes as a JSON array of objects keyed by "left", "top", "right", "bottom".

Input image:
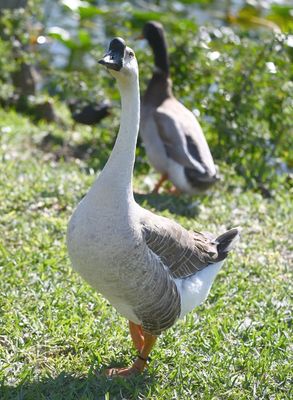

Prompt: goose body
[
  {"left": 69, "top": 197, "right": 236, "bottom": 333},
  {"left": 67, "top": 38, "right": 240, "bottom": 376},
  {"left": 140, "top": 22, "right": 218, "bottom": 194}
]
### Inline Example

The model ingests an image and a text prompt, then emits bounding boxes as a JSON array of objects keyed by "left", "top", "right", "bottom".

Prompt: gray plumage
[
  {"left": 140, "top": 21, "right": 218, "bottom": 193},
  {"left": 67, "top": 38, "right": 240, "bottom": 343},
  {"left": 137, "top": 209, "right": 239, "bottom": 334}
]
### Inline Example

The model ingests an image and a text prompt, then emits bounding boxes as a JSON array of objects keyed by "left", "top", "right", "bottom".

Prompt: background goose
[
  {"left": 67, "top": 37, "right": 240, "bottom": 378},
  {"left": 140, "top": 21, "right": 219, "bottom": 194}
]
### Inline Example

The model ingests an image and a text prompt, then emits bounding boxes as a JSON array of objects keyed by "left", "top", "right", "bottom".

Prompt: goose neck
[
  {"left": 149, "top": 37, "right": 169, "bottom": 76},
  {"left": 91, "top": 75, "right": 140, "bottom": 203},
  {"left": 143, "top": 72, "right": 173, "bottom": 106}
]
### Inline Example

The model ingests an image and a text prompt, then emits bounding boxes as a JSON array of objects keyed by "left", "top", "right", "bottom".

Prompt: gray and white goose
[
  {"left": 140, "top": 21, "right": 218, "bottom": 194},
  {"left": 67, "top": 37, "right": 240, "bottom": 377}
]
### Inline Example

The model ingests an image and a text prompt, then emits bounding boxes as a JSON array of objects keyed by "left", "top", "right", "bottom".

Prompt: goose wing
[
  {"left": 140, "top": 208, "right": 222, "bottom": 279},
  {"left": 154, "top": 98, "right": 214, "bottom": 176},
  {"left": 137, "top": 208, "right": 239, "bottom": 335},
  {"left": 136, "top": 208, "right": 216, "bottom": 335}
]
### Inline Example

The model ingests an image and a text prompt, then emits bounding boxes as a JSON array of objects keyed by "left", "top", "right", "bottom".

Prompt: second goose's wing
[{"left": 154, "top": 98, "right": 211, "bottom": 175}]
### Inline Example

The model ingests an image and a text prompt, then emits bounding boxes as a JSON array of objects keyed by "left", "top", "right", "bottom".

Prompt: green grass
[{"left": 0, "top": 108, "right": 292, "bottom": 400}]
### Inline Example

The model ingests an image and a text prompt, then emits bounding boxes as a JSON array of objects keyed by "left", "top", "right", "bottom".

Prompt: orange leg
[
  {"left": 168, "top": 185, "right": 182, "bottom": 196},
  {"left": 106, "top": 327, "right": 157, "bottom": 378},
  {"left": 152, "top": 173, "right": 168, "bottom": 194},
  {"left": 129, "top": 321, "right": 144, "bottom": 352}
]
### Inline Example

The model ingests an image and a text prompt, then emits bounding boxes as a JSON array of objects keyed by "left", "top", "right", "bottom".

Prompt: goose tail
[{"left": 215, "top": 227, "right": 241, "bottom": 256}]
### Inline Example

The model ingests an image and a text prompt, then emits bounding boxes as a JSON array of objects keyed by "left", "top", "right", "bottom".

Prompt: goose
[
  {"left": 140, "top": 21, "right": 219, "bottom": 194},
  {"left": 67, "top": 37, "right": 240, "bottom": 378}
]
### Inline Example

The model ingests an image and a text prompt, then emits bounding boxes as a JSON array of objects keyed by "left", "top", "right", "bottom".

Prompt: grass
[{"left": 0, "top": 108, "right": 292, "bottom": 400}]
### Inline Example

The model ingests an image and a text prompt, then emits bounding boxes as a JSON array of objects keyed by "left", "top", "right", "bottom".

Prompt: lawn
[{"left": 0, "top": 107, "right": 292, "bottom": 400}]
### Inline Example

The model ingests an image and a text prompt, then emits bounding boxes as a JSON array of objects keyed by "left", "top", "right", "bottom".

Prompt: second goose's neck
[
  {"left": 143, "top": 35, "right": 172, "bottom": 106},
  {"left": 91, "top": 76, "right": 140, "bottom": 203},
  {"left": 150, "top": 37, "right": 169, "bottom": 76}
]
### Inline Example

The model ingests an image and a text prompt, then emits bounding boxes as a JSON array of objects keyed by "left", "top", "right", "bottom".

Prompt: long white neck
[{"left": 89, "top": 74, "right": 140, "bottom": 205}]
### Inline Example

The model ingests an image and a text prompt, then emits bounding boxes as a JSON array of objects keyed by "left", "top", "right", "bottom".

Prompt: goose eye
[{"left": 129, "top": 51, "right": 134, "bottom": 58}]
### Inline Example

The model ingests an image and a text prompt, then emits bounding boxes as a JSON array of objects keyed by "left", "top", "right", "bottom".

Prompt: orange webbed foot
[{"left": 105, "top": 324, "right": 157, "bottom": 379}]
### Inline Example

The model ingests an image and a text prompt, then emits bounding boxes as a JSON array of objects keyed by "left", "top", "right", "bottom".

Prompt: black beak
[
  {"left": 98, "top": 37, "right": 126, "bottom": 71},
  {"left": 98, "top": 53, "right": 122, "bottom": 71}
]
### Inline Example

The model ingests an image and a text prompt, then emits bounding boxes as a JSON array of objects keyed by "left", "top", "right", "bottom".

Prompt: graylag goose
[
  {"left": 67, "top": 37, "right": 240, "bottom": 378},
  {"left": 140, "top": 21, "right": 218, "bottom": 194}
]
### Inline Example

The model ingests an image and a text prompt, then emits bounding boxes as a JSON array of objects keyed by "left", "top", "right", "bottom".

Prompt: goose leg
[
  {"left": 129, "top": 321, "right": 144, "bottom": 352},
  {"left": 168, "top": 185, "right": 181, "bottom": 196},
  {"left": 106, "top": 328, "right": 157, "bottom": 378},
  {"left": 152, "top": 173, "right": 168, "bottom": 193}
]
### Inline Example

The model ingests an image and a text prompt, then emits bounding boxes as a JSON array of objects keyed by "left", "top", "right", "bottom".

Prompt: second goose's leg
[
  {"left": 152, "top": 173, "right": 168, "bottom": 193},
  {"left": 168, "top": 186, "right": 181, "bottom": 195}
]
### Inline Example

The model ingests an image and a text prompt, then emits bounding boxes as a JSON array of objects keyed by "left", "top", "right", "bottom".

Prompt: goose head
[
  {"left": 142, "top": 21, "right": 165, "bottom": 48},
  {"left": 99, "top": 37, "right": 138, "bottom": 82}
]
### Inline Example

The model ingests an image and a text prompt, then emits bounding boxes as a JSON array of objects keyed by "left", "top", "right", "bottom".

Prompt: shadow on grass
[
  {"left": 0, "top": 367, "right": 156, "bottom": 400},
  {"left": 134, "top": 191, "right": 200, "bottom": 218}
]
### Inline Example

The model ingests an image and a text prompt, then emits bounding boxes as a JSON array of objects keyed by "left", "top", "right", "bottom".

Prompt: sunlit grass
[{"left": 0, "top": 109, "right": 292, "bottom": 399}]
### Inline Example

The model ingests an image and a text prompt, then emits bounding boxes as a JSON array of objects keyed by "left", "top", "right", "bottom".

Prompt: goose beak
[
  {"left": 98, "top": 37, "right": 126, "bottom": 71},
  {"left": 98, "top": 53, "right": 122, "bottom": 71}
]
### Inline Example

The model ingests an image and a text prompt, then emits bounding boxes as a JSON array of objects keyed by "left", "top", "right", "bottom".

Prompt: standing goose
[
  {"left": 67, "top": 38, "right": 240, "bottom": 377},
  {"left": 140, "top": 21, "right": 218, "bottom": 194}
]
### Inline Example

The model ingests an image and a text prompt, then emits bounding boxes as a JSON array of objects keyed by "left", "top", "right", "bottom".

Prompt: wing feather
[
  {"left": 141, "top": 209, "right": 220, "bottom": 279},
  {"left": 154, "top": 107, "right": 206, "bottom": 173}
]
